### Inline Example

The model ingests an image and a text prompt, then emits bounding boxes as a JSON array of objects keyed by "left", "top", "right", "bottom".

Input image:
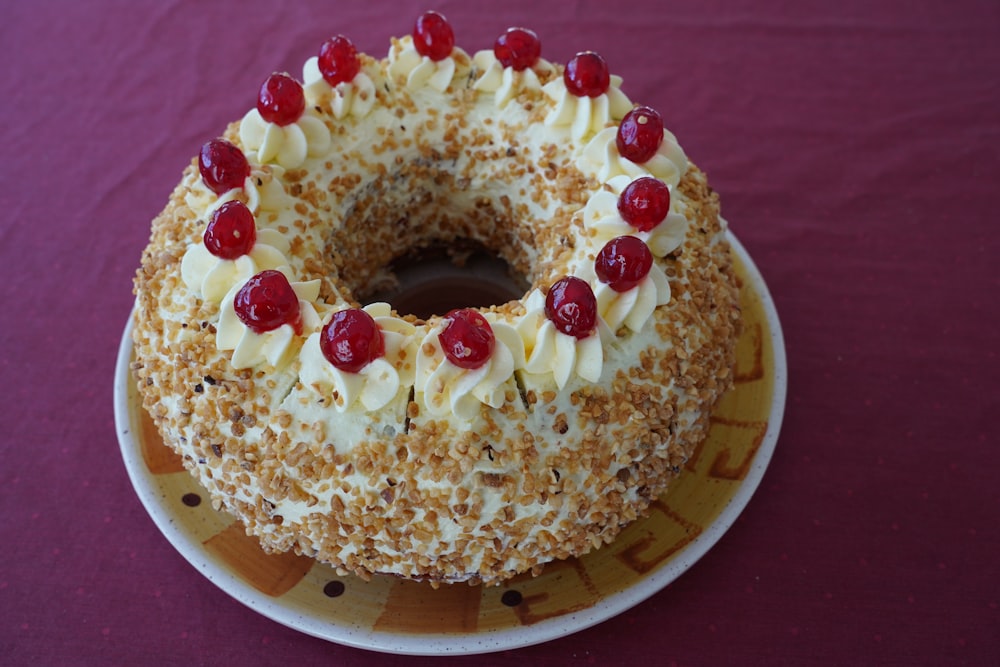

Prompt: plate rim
[{"left": 113, "top": 229, "right": 786, "bottom": 656}]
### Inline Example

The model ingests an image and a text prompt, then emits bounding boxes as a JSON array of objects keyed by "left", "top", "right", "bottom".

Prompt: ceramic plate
[{"left": 114, "top": 231, "right": 786, "bottom": 655}]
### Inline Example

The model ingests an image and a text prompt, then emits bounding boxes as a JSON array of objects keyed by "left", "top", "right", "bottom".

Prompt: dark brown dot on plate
[
  {"left": 181, "top": 493, "right": 201, "bottom": 507},
  {"left": 323, "top": 580, "right": 346, "bottom": 598},
  {"left": 501, "top": 590, "right": 522, "bottom": 607}
]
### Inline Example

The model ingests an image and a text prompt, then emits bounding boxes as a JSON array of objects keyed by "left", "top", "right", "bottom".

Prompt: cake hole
[{"left": 368, "top": 243, "right": 528, "bottom": 320}]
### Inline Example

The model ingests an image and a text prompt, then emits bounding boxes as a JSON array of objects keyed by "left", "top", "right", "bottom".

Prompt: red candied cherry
[
  {"left": 616, "top": 106, "right": 665, "bottom": 164},
  {"left": 204, "top": 200, "right": 257, "bottom": 260},
  {"left": 318, "top": 35, "right": 361, "bottom": 86},
  {"left": 320, "top": 308, "right": 385, "bottom": 373},
  {"left": 494, "top": 27, "right": 541, "bottom": 71},
  {"left": 413, "top": 11, "right": 455, "bottom": 62},
  {"left": 257, "top": 72, "right": 305, "bottom": 126},
  {"left": 564, "top": 51, "right": 610, "bottom": 98},
  {"left": 595, "top": 236, "right": 654, "bottom": 292},
  {"left": 545, "top": 276, "right": 597, "bottom": 339},
  {"left": 617, "top": 176, "right": 671, "bottom": 232},
  {"left": 199, "top": 139, "right": 250, "bottom": 195},
  {"left": 439, "top": 309, "right": 495, "bottom": 370},
  {"left": 234, "top": 270, "right": 300, "bottom": 334}
]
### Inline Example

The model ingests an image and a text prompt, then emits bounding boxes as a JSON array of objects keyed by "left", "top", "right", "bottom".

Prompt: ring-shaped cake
[{"left": 132, "top": 13, "right": 741, "bottom": 585}]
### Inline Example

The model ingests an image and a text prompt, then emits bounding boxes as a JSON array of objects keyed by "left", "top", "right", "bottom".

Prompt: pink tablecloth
[{"left": 2, "top": 0, "right": 997, "bottom": 664}]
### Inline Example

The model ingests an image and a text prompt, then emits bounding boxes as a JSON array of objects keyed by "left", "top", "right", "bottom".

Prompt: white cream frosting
[
  {"left": 574, "top": 259, "right": 672, "bottom": 334},
  {"left": 183, "top": 164, "right": 290, "bottom": 219},
  {"left": 582, "top": 175, "right": 689, "bottom": 258},
  {"left": 387, "top": 36, "right": 466, "bottom": 92},
  {"left": 238, "top": 108, "right": 332, "bottom": 169},
  {"left": 180, "top": 228, "right": 292, "bottom": 304},
  {"left": 216, "top": 278, "right": 322, "bottom": 369},
  {"left": 517, "top": 290, "right": 608, "bottom": 390},
  {"left": 542, "top": 74, "right": 632, "bottom": 141},
  {"left": 299, "top": 303, "right": 418, "bottom": 412},
  {"left": 301, "top": 57, "right": 378, "bottom": 119},
  {"left": 471, "top": 50, "right": 553, "bottom": 108},
  {"left": 580, "top": 125, "right": 689, "bottom": 186},
  {"left": 415, "top": 317, "right": 524, "bottom": 420}
]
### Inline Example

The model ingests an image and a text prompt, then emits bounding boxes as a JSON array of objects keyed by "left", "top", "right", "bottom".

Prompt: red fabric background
[{"left": 2, "top": 0, "right": 997, "bottom": 664}]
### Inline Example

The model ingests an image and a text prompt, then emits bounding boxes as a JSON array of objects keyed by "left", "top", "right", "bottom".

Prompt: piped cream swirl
[
  {"left": 216, "top": 277, "right": 322, "bottom": 369},
  {"left": 573, "top": 259, "right": 672, "bottom": 334},
  {"left": 302, "top": 57, "right": 378, "bottom": 119},
  {"left": 517, "top": 290, "right": 608, "bottom": 390},
  {"left": 471, "top": 50, "right": 553, "bottom": 108},
  {"left": 542, "top": 73, "right": 632, "bottom": 141},
  {"left": 299, "top": 303, "right": 418, "bottom": 412},
  {"left": 180, "top": 228, "right": 292, "bottom": 304},
  {"left": 183, "top": 165, "right": 290, "bottom": 220},
  {"left": 415, "top": 317, "right": 524, "bottom": 420},
  {"left": 580, "top": 125, "right": 688, "bottom": 186},
  {"left": 582, "top": 175, "right": 689, "bottom": 258},
  {"left": 238, "top": 108, "right": 331, "bottom": 169},
  {"left": 387, "top": 36, "right": 466, "bottom": 92}
]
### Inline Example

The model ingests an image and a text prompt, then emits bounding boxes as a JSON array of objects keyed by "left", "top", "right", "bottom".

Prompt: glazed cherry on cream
[
  {"left": 204, "top": 200, "right": 257, "bottom": 260},
  {"left": 318, "top": 35, "right": 361, "bottom": 86},
  {"left": 616, "top": 106, "right": 665, "bottom": 164},
  {"left": 545, "top": 276, "right": 598, "bottom": 339},
  {"left": 198, "top": 139, "right": 250, "bottom": 195},
  {"left": 320, "top": 308, "right": 385, "bottom": 373},
  {"left": 617, "top": 176, "right": 671, "bottom": 232},
  {"left": 595, "top": 236, "right": 654, "bottom": 292},
  {"left": 494, "top": 27, "right": 541, "bottom": 71},
  {"left": 413, "top": 11, "right": 455, "bottom": 62},
  {"left": 234, "top": 270, "right": 300, "bottom": 334},
  {"left": 564, "top": 51, "right": 610, "bottom": 98},
  {"left": 439, "top": 309, "right": 495, "bottom": 369},
  {"left": 257, "top": 72, "right": 305, "bottom": 126}
]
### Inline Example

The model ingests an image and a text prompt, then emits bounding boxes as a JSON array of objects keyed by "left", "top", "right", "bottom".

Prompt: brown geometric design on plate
[
  {"left": 374, "top": 579, "right": 482, "bottom": 633},
  {"left": 684, "top": 436, "right": 709, "bottom": 474},
  {"left": 139, "top": 406, "right": 185, "bottom": 475},
  {"left": 506, "top": 588, "right": 597, "bottom": 627},
  {"left": 565, "top": 556, "right": 601, "bottom": 600},
  {"left": 497, "top": 558, "right": 603, "bottom": 627},
  {"left": 704, "top": 417, "right": 769, "bottom": 481},
  {"left": 202, "top": 523, "right": 314, "bottom": 597},
  {"left": 614, "top": 498, "right": 703, "bottom": 576},
  {"left": 733, "top": 320, "right": 765, "bottom": 384}
]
